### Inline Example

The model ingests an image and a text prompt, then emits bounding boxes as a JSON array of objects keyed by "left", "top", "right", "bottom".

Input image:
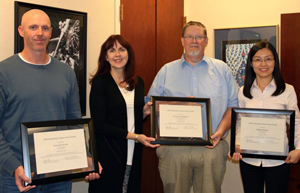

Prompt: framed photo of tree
[{"left": 15, "top": 1, "right": 87, "bottom": 115}]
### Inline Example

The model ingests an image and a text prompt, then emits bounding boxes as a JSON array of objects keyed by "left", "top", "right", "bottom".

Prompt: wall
[
  {"left": 185, "top": 0, "right": 300, "bottom": 58},
  {"left": 0, "top": 0, "right": 118, "bottom": 192},
  {"left": 184, "top": 0, "right": 300, "bottom": 192}
]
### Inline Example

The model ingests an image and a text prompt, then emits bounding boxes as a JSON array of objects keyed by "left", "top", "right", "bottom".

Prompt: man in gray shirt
[{"left": 0, "top": 9, "right": 100, "bottom": 193}]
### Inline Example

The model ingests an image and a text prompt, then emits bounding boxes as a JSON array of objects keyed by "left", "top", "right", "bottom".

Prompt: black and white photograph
[{"left": 15, "top": 1, "right": 87, "bottom": 115}]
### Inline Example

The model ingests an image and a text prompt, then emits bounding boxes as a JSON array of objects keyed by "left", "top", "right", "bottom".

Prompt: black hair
[{"left": 243, "top": 41, "right": 285, "bottom": 99}]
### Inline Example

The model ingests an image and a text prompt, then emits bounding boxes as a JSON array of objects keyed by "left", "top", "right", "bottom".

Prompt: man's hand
[
  {"left": 84, "top": 157, "right": 102, "bottom": 181},
  {"left": 143, "top": 102, "right": 152, "bottom": 119},
  {"left": 14, "top": 166, "right": 36, "bottom": 192},
  {"left": 206, "top": 130, "right": 222, "bottom": 149},
  {"left": 206, "top": 107, "right": 233, "bottom": 149}
]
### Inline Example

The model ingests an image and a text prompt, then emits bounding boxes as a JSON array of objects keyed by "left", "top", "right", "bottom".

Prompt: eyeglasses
[
  {"left": 252, "top": 58, "right": 274, "bottom": 64},
  {"left": 183, "top": 35, "right": 206, "bottom": 41}
]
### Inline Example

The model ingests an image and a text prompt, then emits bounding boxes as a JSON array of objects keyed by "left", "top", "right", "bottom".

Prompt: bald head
[
  {"left": 18, "top": 9, "right": 52, "bottom": 57},
  {"left": 21, "top": 9, "right": 51, "bottom": 27}
]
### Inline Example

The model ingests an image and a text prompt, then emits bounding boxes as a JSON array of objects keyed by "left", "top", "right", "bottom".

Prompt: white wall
[
  {"left": 184, "top": 0, "right": 300, "bottom": 192},
  {"left": 0, "top": 0, "right": 119, "bottom": 192},
  {"left": 185, "top": 0, "right": 300, "bottom": 58}
]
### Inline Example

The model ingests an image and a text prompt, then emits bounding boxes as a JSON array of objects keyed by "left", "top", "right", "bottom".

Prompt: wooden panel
[
  {"left": 121, "top": 1, "right": 159, "bottom": 193},
  {"left": 156, "top": 0, "right": 184, "bottom": 72},
  {"left": 154, "top": 1, "right": 184, "bottom": 192},
  {"left": 287, "top": 164, "right": 300, "bottom": 193},
  {"left": 121, "top": 1, "right": 183, "bottom": 192},
  {"left": 121, "top": 0, "right": 156, "bottom": 92},
  {"left": 281, "top": 12, "right": 300, "bottom": 193},
  {"left": 281, "top": 13, "right": 300, "bottom": 105}
]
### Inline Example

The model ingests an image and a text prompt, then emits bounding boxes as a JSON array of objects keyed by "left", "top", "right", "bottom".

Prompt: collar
[
  {"left": 180, "top": 54, "right": 209, "bottom": 67},
  {"left": 252, "top": 78, "right": 276, "bottom": 89},
  {"left": 18, "top": 53, "right": 51, "bottom": 65}
]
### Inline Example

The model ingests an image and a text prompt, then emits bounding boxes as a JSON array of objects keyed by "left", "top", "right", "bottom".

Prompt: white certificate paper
[
  {"left": 159, "top": 104, "right": 202, "bottom": 138},
  {"left": 34, "top": 129, "right": 88, "bottom": 174},
  {"left": 240, "top": 117, "right": 285, "bottom": 152}
]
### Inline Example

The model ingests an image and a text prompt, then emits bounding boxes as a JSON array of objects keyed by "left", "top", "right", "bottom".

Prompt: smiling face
[
  {"left": 106, "top": 40, "right": 129, "bottom": 71},
  {"left": 181, "top": 25, "right": 208, "bottom": 60},
  {"left": 18, "top": 9, "right": 52, "bottom": 53},
  {"left": 252, "top": 48, "right": 275, "bottom": 80}
]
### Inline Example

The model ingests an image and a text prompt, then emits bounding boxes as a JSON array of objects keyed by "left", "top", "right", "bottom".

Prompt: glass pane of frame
[
  {"left": 20, "top": 118, "right": 98, "bottom": 185},
  {"left": 150, "top": 96, "right": 212, "bottom": 145},
  {"left": 230, "top": 108, "right": 295, "bottom": 160}
]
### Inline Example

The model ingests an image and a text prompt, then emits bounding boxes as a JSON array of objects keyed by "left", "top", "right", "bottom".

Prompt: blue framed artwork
[{"left": 214, "top": 25, "right": 278, "bottom": 87}]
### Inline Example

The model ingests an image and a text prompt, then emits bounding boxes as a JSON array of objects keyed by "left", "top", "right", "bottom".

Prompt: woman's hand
[
  {"left": 228, "top": 145, "right": 243, "bottom": 161},
  {"left": 285, "top": 149, "right": 300, "bottom": 164},
  {"left": 136, "top": 134, "right": 160, "bottom": 148}
]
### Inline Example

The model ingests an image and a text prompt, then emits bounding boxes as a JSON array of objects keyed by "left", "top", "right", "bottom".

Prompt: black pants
[{"left": 240, "top": 160, "right": 290, "bottom": 193}]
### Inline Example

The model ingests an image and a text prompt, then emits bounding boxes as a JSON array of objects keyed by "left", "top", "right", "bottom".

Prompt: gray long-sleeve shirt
[{"left": 0, "top": 54, "right": 81, "bottom": 175}]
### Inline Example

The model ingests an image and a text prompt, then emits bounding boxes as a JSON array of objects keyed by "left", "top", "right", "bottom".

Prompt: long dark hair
[
  {"left": 89, "top": 35, "right": 137, "bottom": 91},
  {"left": 243, "top": 41, "right": 285, "bottom": 99}
]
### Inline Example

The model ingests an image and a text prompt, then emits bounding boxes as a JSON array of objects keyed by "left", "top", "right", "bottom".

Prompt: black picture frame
[
  {"left": 150, "top": 96, "right": 212, "bottom": 145},
  {"left": 230, "top": 108, "right": 295, "bottom": 160},
  {"left": 20, "top": 118, "right": 98, "bottom": 186},
  {"left": 14, "top": 1, "right": 87, "bottom": 115},
  {"left": 214, "top": 25, "right": 278, "bottom": 60},
  {"left": 221, "top": 39, "right": 267, "bottom": 87},
  {"left": 214, "top": 25, "right": 278, "bottom": 87}
]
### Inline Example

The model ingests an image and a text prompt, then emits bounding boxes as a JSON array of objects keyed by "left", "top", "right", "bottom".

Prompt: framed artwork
[
  {"left": 230, "top": 108, "right": 295, "bottom": 160},
  {"left": 221, "top": 39, "right": 266, "bottom": 87},
  {"left": 15, "top": 1, "right": 87, "bottom": 115},
  {"left": 214, "top": 25, "right": 278, "bottom": 87},
  {"left": 150, "top": 96, "right": 212, "bottom": 145}
]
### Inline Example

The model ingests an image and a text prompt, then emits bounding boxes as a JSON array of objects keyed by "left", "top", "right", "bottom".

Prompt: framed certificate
[
  {"left": 150, "top": 96, "right": 212, "bottom": 145},
  {"left": 20, "top": 118, "right": 98, "bottom": 185},
  {"left": 230, "top": 108, "right": 295, "bottom": 160}
]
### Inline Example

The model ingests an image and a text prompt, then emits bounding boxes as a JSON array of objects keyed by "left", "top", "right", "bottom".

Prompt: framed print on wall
[
  {"left": 15, "top": 1, "right": 87, "bottom": 115},
  {"left": 214, "top": 25, "right": 278, "bottom": 87},
  {"left": 221, "top": 39, "right": 266, "bottom": 87}
]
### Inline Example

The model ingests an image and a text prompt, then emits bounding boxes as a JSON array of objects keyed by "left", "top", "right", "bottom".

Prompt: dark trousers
[{"left": 240, "top": 160, "right": 290, "bottom": 193}]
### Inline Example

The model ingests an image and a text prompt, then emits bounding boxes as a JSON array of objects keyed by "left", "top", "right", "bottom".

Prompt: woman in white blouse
[{"left": 231, "top": 41, "right": 300, "bottom": 193}]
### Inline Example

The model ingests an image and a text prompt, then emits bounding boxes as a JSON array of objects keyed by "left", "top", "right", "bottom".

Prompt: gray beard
[{"left": 187, "top": 50, "right": 200, "bottom": 56}]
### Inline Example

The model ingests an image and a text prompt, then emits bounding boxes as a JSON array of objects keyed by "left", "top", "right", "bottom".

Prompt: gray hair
[{"left": 182, "top": 21, "right": 207, "bottom": 37}]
